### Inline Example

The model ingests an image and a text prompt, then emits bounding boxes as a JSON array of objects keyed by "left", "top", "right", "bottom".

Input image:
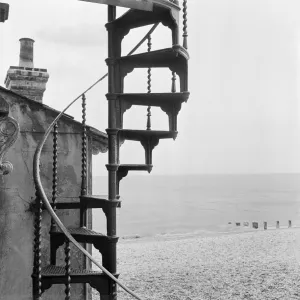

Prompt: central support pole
[{"left": 106, "top": 4, "right": 118, "bottom": 300}]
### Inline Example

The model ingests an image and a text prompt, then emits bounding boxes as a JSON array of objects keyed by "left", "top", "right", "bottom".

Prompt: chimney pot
[
  {"left": 0, "top": 3, "right": 9, "bottom": 23},
  {"left": 19, "top": 38, "right": 35, "bottom": 68}
]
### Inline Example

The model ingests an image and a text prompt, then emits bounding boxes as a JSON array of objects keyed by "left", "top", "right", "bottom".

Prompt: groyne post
[
  {"left": 276, "top": 221, "right": 279, "bottom": 229},
  {"left": 264, "top": 222, "right": 267, "bottom": 230}
]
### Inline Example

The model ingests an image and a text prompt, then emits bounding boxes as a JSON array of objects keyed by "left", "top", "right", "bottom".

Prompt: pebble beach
[{"left": 93, "top": 228, "right": 300, "bottom": 300}]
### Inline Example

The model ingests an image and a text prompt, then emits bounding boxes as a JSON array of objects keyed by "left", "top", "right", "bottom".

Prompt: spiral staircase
[{"left": 32, "top": 1, "right": 189, "bottom": 299}]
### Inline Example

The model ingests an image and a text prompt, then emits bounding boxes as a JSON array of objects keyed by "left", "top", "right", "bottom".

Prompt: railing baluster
[
  {"left": 183, "top": 0, "right": 188, "bottom": 49},
  {"left": 81, "top": 94, "right": 87, "bottom": 196},
  {"left": 146, "top": 106, "right": 151, "bottom": 131},
  {"left": 171, "top": 71, "right": 176, "bottom": 93},
  {"left": 33, "top": 193, "right": 42, "bottom": 299},
  {"left": 51, "top": 122, "right": 58, "bottom": 231},
  {"left": 146, "top": 35, "right": 152, "bottom": 130},
  {"left": 64, "top": 239, "right": 71, "bottom": 300}
]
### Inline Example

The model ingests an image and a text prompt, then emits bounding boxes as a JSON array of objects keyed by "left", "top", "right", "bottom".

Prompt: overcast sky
[{"left": 1, "top": 0, "right": 300, "bottom": 175}]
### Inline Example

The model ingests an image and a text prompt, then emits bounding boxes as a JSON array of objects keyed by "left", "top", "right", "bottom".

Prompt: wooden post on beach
[
  {"left": 252, "top": 222, "right": 258, "bottom": 229},
  {"left": 264, "top": 222, "right": 267, "bottom": 230},
  {"left": 288, "top": 220, "right": 292, "bottom": 228},
  {"left": 276, "top": 221, "right": 279, "bottom": 229}
]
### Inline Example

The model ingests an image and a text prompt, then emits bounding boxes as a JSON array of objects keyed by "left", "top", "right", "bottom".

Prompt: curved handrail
[{"left": 33, "top": 23, "right": 159, "bottom": 300}]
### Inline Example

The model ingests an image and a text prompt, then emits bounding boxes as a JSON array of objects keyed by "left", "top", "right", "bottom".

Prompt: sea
[{"left": 92, "top": 174, "right": 300, "bottom": 239}]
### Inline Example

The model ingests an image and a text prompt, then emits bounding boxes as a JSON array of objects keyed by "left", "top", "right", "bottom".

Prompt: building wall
[{"left": 0, "top": 89, "right": 101, "bottom": 300}]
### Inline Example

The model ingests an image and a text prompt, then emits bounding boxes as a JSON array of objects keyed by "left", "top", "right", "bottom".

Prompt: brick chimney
[{"left": 4, "top": 38, "right": 49, "bottom": 103}]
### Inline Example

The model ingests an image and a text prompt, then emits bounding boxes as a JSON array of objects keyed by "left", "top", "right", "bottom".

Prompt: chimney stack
[{"left": 4, "top": 38, "right": 49, "bottom": 103}]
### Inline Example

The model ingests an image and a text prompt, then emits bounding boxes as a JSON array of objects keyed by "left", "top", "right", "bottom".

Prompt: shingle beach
[{"left": 93, "top": 229, "right": 300, "bottom": 300}]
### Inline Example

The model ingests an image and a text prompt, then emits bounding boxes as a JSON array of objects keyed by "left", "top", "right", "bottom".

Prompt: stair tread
[
  {"left": 118, "top": 164, "right": 153, "bottom": 171},
  {"left": 40, "top": 265, "right": 119, "bottom": 293},
  {"left": 51, "top": 227, "right": 106, "bottom": 237},
  {"left": 107, "top": 0, "right": 180, "bottom": 31},
  {"left": 119, "top": 45, "right": 189, "bottom": 63},
  {"left": 119, "top": 129, "right": 177, "bottom": 139},
  {"left": 109, "top": 92, "right": 189, "bottom": 99},
  {"left": 81, "top": 194, "right": 109, "bottom": 200},
  {"left": 80, "top": 0, "right": 153, "bottom": 11},
  {"left": 107, "top": 92, "right": 189, "bottom": 109},
  {"left": 51, "top": 195, "right": 121, "bottom": 209},
  {"left": 119, "top": 164, "right": 152, "bottom": 168},
  {"left": 42, "top": 265, "right": 104, "bottom": 277},
  {"left": 80, "top": 195, "right": 121, "bottom": 208}
]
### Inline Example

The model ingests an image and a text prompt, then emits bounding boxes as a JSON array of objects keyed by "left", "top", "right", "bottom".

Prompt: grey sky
[{"left": 1, "top": 0, "right": 300, "bottom": 175}]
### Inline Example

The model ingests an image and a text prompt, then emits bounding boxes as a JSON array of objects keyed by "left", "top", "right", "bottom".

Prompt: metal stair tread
[
  {"left": 49, "top": 195, "right": 121, "bottom": 210},
  {"left": 107, "top": 92, "right": 189, "bottom": 103},
  {"left": 42, "top": 265, "right": 104, "bottom": 277},
  {"left": 118, "top": 164, "right": 153, "bottom": 171},
  {"left": 106, "top": 0, "right": 180, "bottom": 31},
  {"left": 51, "top": 227, "right": 106, "bottom": 237},
  {"left": 119, "top": 129, "right": 177, "bottom": 140},
  {"left": 118, "top": 45, "right": 189, "bottom": 62},
  {"left": 82, "top": 194, "right": 109, "bottom": 200},
  {"left": 80, "top": 195, "right": 121, "bottom": 208}
]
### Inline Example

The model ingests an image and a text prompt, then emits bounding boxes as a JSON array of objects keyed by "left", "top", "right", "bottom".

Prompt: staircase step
[
  {"left": 107, "top": 45, "right": 189, "bottom": 92},
  {"left": 50, "top": 227, "right": 117, "bottom": 244},
  {"left": 119, "top": 129, "right": 177, "bottom": 141},
  {"left": 80, "top": 195, "right": 121, "bottom": 208},
  {"left": 118, "top": 45, "right": 189, "bottom": 68},
  {"left": 107, "top": 92, "right": 189, "bottom": 107},
  {"left": 118, "top": 164, "right": 153, "bottom": 172},
  {"left": 119, "top": 130, "right": 176, "bottom": 165},
  {"left": 105, "top": 1, "right": 180, "bottom": 57},
  {"left": 48, "top": 196, "right": 121, "bottom": 210},
  {"left": 50, "top": 228, "right": 118, "bottom": 265},
  {"left": 39, "top": 265, "right": 118, "bottom": 294},
  {"left": 117, "top": 164, "right": 153, "bottom": 182},
  {"left": 80, "top": 0, "right": 153, "bottom": 11},
  {"left": 41, "top": 265, "right": 103, "bottom": 277},
  {"left": 107, "top": 92, "right": 189, "bottom": 131},
  {"left": 107, "top": 0, "right": 179, "bottom": 31},
  {"left": 106, "top": 1, "right": 180, "bottom": 46}
]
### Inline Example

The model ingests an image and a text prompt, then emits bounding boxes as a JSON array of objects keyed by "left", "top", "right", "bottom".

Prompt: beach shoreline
[
  {"left": 93, "top": 228, "right": 300, "bottom": 300},
  {"left": 118, "top": 225, "right": 300, "bottom": 244}
]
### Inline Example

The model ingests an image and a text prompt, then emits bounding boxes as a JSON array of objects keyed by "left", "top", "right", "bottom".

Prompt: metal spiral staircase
[{"left": 32, "top": 1, "right": 189, "bottom": 299}]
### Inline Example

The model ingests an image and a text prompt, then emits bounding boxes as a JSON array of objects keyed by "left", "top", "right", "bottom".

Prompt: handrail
[{"left": 33, "top": 23, "right": 159, "bottom": 300}]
